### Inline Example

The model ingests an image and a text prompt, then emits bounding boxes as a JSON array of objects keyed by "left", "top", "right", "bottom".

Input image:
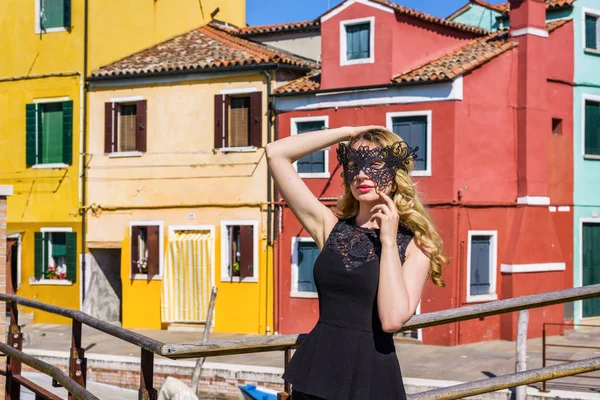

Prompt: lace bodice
[{"left": 325, "top": 218, "right": 414, "bottom": 271}]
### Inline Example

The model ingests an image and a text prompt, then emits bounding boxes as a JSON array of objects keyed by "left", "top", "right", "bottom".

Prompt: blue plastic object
[{"left": 238, "top": 384, "right": 278, "bottom": 400}]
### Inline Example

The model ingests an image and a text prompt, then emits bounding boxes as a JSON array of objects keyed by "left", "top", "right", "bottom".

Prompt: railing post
[
  {"left": 67, "top": 320, "right": 86, "bottom": 400},
  {"left": 139, "top": 349, "right": 157, "bottom": 400},
  {"left": 540, "top": 323, "right": 549, "bottom": 393},
  {"left": 6, "top": 301, "right": 21, "bottom": 400}
]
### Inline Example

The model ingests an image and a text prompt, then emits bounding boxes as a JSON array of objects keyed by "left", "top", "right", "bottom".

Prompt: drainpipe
[
  {"left": 263, "top": 70, "right": 273, "bottom": 335},
  {"left": 272, "top": 96, "right": 281, "bottom": 334},
  {"left": 81, "top": 0, "right": 89, "bottom": 304}
]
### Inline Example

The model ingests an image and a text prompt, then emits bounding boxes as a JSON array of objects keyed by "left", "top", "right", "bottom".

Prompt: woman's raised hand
[{"left": 370, "top": 191, "right": 399, "bottom": 247}]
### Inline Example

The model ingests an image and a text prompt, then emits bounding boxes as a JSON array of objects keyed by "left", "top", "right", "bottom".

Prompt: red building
[{"left": 271, "top": 0, "right": 574, "bottom": 345}]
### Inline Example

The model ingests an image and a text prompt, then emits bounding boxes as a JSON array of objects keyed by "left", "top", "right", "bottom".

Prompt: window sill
[
  {"left": 298, "top": 172, "right": 331, "bottom": 179},
  {"left": 584, "top": 154, "right": 600, "bottom": 160},
  {"left": 220, "top": 276, "right": 258, "bottom": 283},
  {"left": 341, "top": 57, "right": 375, "bottom": 66},
  {"left": 410, "top": 170, "right": 432, "bottom": 177},
  {"left": 35, "top": 27, "right": 67, "bottom": 34},
  {"left": 29, "top": 279, "right": 73, "bottom": 286},
  {"left": 466, "top": 294, "right": 498, "bottom": 304},
  {"left": 32, "top": 163, "right": 69, "bottom": 170},
  {"left": 218, "top": 146, "right": 257, "bottom": 154},
  {"left": 584, "top": 48, "right": 600, "bottom": 56},
  {"left": 131, "top": 274, "right": 162, "bottom": 281},
  {"left": 290, "top": 291, "right": 318, "bottom": 299},
  {"left": 109, "top": 151, "right": 143, "bottom": 158}
]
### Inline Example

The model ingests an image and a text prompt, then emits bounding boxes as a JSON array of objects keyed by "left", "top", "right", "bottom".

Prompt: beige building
[{"left": 85, "top": 23, "right": 314, "bottom": 334}]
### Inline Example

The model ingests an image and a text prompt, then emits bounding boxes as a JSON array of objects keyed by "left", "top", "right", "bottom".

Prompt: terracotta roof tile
[
  {"left": 232, "top": 20, "right": 320, "bottom": 36},
  {"left": 497, "top": 0, "right": 576, "bottom": 14},
  {"left": 92, "top": 25, "right": 316, "bottom": 78},
  {"left": 274, "top": 72, "right": 321, "bottom": 94}
]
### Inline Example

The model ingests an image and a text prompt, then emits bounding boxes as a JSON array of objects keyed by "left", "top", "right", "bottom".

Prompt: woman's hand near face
[{"left": 369, "top": 191, "right": 399, "bottom": 247}]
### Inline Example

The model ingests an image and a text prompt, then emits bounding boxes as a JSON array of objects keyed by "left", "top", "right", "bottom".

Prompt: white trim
[
  {"left": 549, "top": 206, "right": 557, "bottom": 212},
  {"left": 109, "top": 151, "right": 143, "bottom": 158},
  {"left": 219, "top": 146, "right": 258, "bottom": 153},
  {"left": 7, "top": 233, "right": 22, "bottom": 291},
  {"left": 582, "top": 7, "right": 600, "bottom": 52},
  {"left": 340, "top": 17, "right": 375, "bottom": 66},
  {"left": 321, "top": 0, "right": 393, "bottom": 22},
  {"left": 34, "top": 97, "right": 70, "bottom": 104},
  {"left": 516, "top": 196, "right": 551, "bottom": 205},
  {"left": 219, "top": 88, "right": 258, "bottom": 95},
  {"left": 500, "top": 263, "right": 566, "bottom": 273},
  {"left": 34, "top": 0, "right": 67, "bottom": 34},
  {"left": 220, "top": 220, "right": 259, "bottom": 283},
  {"left": 291, "top": 237, "right": 319, "bottom": 298},
  {"left": 40, "top": 227, "right": 73, "bottom": 233},
  {"left": 32, "top": 163, "right": 69, "bottom": 169},
  {"left": 109, "top": 95, "right": 144, "bottom": 103},
  {"left": 131, "top": 274, "right": 162, "bottom": 281},
  {"left": 275, "top": 77, "right": 463, "bottom": 112},
  {"left": 582, "top": 93, "right": 600, "bottom": 157},
  {"left": 386, "top": 110, "right": 432, "bottom": 177},
  {"left": 29, "top": 279, "right": 73, "bottom": 286},
  {"left": 130, "top": 221, "right": 165, "bottom": 279},
  {"left": 511, "top": 27, "right": 549, "bottom": 38},
  {"left": 558, "top": 206, "right": 571, "bottom": 212},
  {"left": 291, "top": 116, "right": 330, "bottom": 179},
  {"left": 466, "top": 231, "right": 498, "bottom": 303},
  {"left": 0, "top": 185, "right": 14, "bottom": 196}
]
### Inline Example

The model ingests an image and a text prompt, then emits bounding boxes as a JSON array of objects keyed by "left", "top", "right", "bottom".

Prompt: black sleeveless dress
[{"left": 282, "top": 217, "right": 414, "bottom": 400}]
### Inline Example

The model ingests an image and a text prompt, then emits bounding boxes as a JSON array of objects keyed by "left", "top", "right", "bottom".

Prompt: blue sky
[{"left": 246, "top": 0, "right": 506, "bottom": 26}]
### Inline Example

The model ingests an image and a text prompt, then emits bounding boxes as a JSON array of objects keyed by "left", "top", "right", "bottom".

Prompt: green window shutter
[
  {"left": 585, "top": 14, "right": 598, "bottom": 50},
  {"left": 26, "top": 104, "right": 38, "bottom": 166},
  {"left": 39, "top": 103, "right": 64, "bottom": 164},
  {"left": 66, "top": 232, "right": 77, "bottom": 282},
  {"left": 62, "top": 100, "right": 73, "bottom": 164},
  {"left": 34, "top": 232, "right": 45, "bottom": 279},
  {"left": 582, "top": 224, "right": 600, "bottom": 317},
  {"left": 585, "top": 101, "right": 600, "bottom": 156},
  {"left": 43, "top": 0, "right": 65, "bottom": 29},
  {"left": 63, "top": 0, "right": 71, "bottom": 30}
]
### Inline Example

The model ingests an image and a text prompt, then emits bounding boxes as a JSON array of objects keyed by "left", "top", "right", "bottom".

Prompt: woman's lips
[{"left": 357, "top": 185, "right": 374, "bottom": 193}]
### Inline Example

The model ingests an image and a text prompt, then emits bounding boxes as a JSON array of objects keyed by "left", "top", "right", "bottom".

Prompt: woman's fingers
[
  {"left": 370, "top": 204, "right": 392, "bottom": 216},
  {"left": 379, "top": 192, "right": 399, "bottom": 217}
]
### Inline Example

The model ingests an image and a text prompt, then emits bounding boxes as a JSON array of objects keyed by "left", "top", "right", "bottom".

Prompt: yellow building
[
  {"left": 86, "top": 23, "right": 314, "bottom": 333},
  {"left": 0, "top": 0, "right": 245, "bottom": 324}
]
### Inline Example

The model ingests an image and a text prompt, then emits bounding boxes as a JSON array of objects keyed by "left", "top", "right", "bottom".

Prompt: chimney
[{"left": 509, "top": 0, "right": 548, "bottom": 200}]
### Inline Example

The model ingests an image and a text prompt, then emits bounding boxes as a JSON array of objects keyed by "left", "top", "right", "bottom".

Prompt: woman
[{"left": 265, "top": 126, "right": 447, "bottom": 400}]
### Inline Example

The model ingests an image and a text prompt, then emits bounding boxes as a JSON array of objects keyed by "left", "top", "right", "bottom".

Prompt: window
[
  {"left": 131, "top": 223, "right": 162, "bottom": 277},
  {"left": 220, "top": 221, "right": 258, "bottom": 282},
  {"left": 552, "top": 118, "right": 563, "bottom": 136},
  {"left": 291, "top": 117, "right": 329, "bottom": 178},
  {"left": 26, "top": 101, "right": 73, "bottom": 167},
  {"left": 386, "top": 111, "right": 432, "bottom": 176},
  {"left": 104, "top": 100, "right": 147, "bottom": 155},
  {"left": 585, "top": 11, "right": 600, "bottom": 51},
  {"left": 36, "top": 0, "right": 71, "bottom": 33},
  {"left": 214, "top": 92, "right": 262, "bottom": 149},
  {"left": 340, "top": 17, "right": 374, "bottom": 65},
  {"left": 584, "top": 98, "right": 600, "bottom": 157},
  {"left": 466, "top": 231, "right": 498, "bottom": 303},
  {"left": 34, "top": 229, "right": 76, "bottom": 282},
  {"left": 292, "top": 238, "right": 319, "bottom": 298}
]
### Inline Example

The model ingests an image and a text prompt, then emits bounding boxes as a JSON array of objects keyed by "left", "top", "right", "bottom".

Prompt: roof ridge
[
  {"left": 202, "top": 25, "right": 273, "bottom": 62},
  {"left": 234, "top": 19, "right": 320, "bottom": 35}
]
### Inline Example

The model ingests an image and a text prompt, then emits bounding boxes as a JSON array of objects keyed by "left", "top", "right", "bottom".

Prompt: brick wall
[{"left": 0, "top": 185, "right": 14, "bottom": 400}]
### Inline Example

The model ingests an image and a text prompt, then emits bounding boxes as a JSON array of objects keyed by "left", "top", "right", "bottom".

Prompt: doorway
[{"left": 6, "top": 235, "right": 20, "bottom": 295}]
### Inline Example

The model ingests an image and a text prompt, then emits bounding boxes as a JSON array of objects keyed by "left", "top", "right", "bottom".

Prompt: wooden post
[
  {"left": 515, "top": 310, "right": 529, "bottom": 400},
  {"left": 68, "top": 320, "right": 86, "bottom": 399},
  {"left": 6, "top": 302, "right": 21, "bottom": 400},
  {"left": 191, "top": 286, "right": 218, "bottom": 394},
  {"left": 139, "top": 349, "right": 157, "bottom": 400}
]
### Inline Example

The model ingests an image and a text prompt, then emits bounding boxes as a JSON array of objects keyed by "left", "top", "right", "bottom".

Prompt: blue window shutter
[
  {"left": 470, "top": 236, "right": 491, "bottom": 296},
  {"left": 26, "top": 104, "right": 38, "bottom": 166},
  {"left": 297, "top": 241, "right": 318, "bottom": 293},
  {"left": 66, "top": 232, "right": 77, "bottom": 282},
  {"left": 391, "top": 116, "right": 428, "bottom": 171},
  {"left": 582, "top": 224, "right": 600, "bottom": 317},
  {"left": 586, "top": 14, "right": 598, "bottom": 50},
  {"left": 63, "top": 0, "right": 71, "bottom": 30},
  {"left": 585, "top": 101, "right": 600, "bottom": 156},
  {"left": 346, "top": 23, "right": 370, "bottom": 60},
  {"left": 296, "top": 121, "right": 327, "bottom": 174}
]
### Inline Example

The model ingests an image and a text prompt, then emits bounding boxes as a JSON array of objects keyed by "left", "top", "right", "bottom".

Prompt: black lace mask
[{"left": 336, "top": 141, "right": 418, "bottom": 190}]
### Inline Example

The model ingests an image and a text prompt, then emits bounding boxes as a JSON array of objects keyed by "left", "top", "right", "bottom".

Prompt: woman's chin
[{"left": 353, "top": 191, "right": 379, "bottom": 202}]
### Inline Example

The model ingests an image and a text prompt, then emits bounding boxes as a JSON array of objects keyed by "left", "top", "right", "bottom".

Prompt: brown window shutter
[
  {"left": 250, "top": 92, "right": 262, "bottom": 147},
  {"left": 136, "top": 100, "right": 147, "bottom": 152},
  {"left": 131, "top": 226, "right": 140, "bottom": 274},
  {"left": 239, "top": 225, "right": 254, "bottom": 279},
  {"left": 147, "top": 225, "right": 160, "bottom": 276},
  {"left": 214, "top": 95, "right": 230, "bottom": 148},
  {"left": 104, "top": 102, "right": 113, "bottom": 153}
]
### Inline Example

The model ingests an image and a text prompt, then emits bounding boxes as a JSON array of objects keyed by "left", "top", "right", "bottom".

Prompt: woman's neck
[{"left": 355, "top": 201, "right": 379, "bottom": 229}]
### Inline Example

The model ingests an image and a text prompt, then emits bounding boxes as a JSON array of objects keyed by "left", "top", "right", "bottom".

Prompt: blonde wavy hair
[{"left": 336, "top": 128, "right": 447, "bottom": 287}]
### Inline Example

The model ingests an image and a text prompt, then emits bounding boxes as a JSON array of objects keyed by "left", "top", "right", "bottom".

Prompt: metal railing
[
  {"left": 541, "top": 322, "right": 600, "bottom": 393},
  {"left": 2, "top": 284, "right": 600, "bottom": 399}
]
